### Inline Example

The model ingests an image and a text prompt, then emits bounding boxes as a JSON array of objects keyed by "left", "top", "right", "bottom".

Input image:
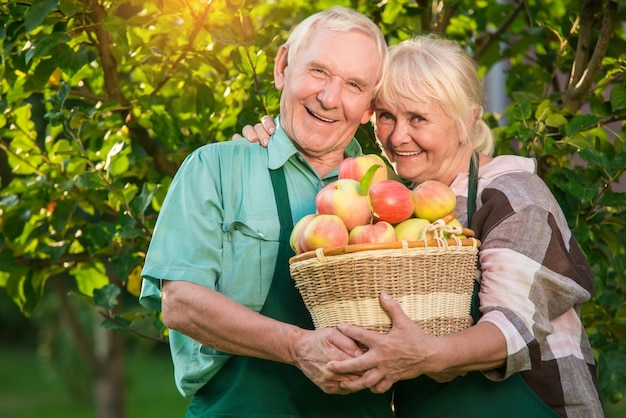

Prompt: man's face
[{"left": 275, "top": 28, "right": 382, "bottom": 161}]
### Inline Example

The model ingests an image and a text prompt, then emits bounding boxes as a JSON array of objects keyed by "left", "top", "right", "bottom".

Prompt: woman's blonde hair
[
  {"left": 284, "top": 6, "right": 388, "bottom": 86},
  {"left": 375, "top": 35, "right": 494, "bottom": 155}
]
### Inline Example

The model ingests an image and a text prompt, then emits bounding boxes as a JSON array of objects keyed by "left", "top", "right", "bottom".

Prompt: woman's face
[{"left": 374, "top": 98, "right": 472, "bottom": 186}]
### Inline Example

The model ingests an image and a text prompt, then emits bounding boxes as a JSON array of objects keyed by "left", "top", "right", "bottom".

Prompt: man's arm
[{"left": 161, "top": 279, "right": 365, "bottom": 393}]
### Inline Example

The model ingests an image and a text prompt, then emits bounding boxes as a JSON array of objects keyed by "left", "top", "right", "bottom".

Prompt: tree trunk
[{"left": 94, "top": 320, "right": 126, "bottom": 418}]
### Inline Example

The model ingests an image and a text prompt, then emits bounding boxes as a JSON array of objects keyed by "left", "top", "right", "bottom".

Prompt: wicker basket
[{"left": 289, "top": 222, "right": 480, "bottom": 335}]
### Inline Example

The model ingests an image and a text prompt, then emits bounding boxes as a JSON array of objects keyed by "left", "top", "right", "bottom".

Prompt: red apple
[
  {"left": 338, "top": 154, "right": 388, "bottom": 184},
  {"left": 394, "top": 218, "right": 433, "bottom": 241},
  {"left": 411, "top": 180, "right": 457, "bottom": 222},
  {"left": 349, "top": 221, "right": 397, "bottom": 245},
  {"left": 289, "top": 214, "right": 317, "bottom": 254},
  {"left": 315, "top": 179, "right": 372, "bottom": 231},
  {"left": 369, "top": 180, "right": 414, "bottom": 225},
  {"left": 299, "top": 214, "right": 349, "bottom": 252}
]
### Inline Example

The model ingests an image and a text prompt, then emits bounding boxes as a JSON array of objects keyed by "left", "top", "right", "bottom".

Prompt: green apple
[{"left": 394, "top": 217, "right": 432, "bottom": 241}]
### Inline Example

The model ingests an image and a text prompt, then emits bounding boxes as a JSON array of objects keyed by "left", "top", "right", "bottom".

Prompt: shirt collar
[{"left": 267, "top": 115, "right": 363, "bottom": 172}]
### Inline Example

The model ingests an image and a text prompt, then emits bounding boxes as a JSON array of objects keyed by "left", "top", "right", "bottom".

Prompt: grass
[{"left": 0, "top": 343, "right": 188, "bottom": 418}]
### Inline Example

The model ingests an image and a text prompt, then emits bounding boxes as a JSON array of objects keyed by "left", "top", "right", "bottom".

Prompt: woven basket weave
[{"left": 289, "top": 223, "right": 480, "bottom": 335}]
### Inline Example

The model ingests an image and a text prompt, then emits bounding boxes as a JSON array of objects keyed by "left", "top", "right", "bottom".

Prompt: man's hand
[{"left": 292, "top": 326, "right": 367, "bottom": 394}]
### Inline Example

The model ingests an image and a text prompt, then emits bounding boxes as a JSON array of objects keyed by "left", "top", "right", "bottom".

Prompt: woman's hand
[
  {"left": 327, "top": 292, "right": 439, "bottom": 393},
  {"left": 329, "top": 291, "right": 508, "bottom": 393},
  {"left": 232, "top": 115, "right": 276, "bottom": 147}
]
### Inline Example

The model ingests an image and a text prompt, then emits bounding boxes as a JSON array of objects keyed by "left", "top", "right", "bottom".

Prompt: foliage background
[{"left": 1, "top": 0, "right": 625, "bottom": 417}]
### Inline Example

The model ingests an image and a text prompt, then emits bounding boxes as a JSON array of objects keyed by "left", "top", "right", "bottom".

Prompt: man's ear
[
  {"left": 360, "top": 103, "right": 375, "bottom": 124},
  {"left": 274, "top": 45, "right": 289, "bottom": 91}
]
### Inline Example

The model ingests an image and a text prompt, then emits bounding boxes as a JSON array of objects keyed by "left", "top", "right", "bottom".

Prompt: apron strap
[
  {"left": 269, "top": 167, "right": 294, "bottom": 237},
  {"left": 468, "top": 151, "right": 481, "bottom": 322}
]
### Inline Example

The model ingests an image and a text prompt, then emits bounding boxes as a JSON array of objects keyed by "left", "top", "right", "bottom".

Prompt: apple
[
  {"left": 369, "top": 180, "right": 414, "bottom": 225},
  {"left": 444, "top": 218, "right": 467, "bottom": 239},
  {"left": 289, "top": 214, "right": 317, "bottom": 254},
  {"left": 299, "top": 214, "right": 349, "bottom": 253},
  {"left": 315, "top": 179, "right": 372, "bottom": 231},
  {"left": 411, "top": 180, "right": 457, "bottom": 222},
  {"left": 338, "top": 154, "right": 388, "bottom": 184},
  {"left": 394, "top": 217, "right": 433, "bottom": 241},
  {"left": 349, "top": 221, "right": 397, "bottom": 245}
]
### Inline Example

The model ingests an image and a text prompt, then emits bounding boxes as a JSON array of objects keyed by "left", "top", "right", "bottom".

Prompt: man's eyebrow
[{"left": 308, "top": 60, "right": 373, "bottom": 89}]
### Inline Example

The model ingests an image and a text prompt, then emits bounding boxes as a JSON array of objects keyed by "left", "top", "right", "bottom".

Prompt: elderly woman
[{"left": 240, "top": 34, "right": 603, "bottom": 418}]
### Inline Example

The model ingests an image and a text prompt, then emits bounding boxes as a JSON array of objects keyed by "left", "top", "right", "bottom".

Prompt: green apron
[
  {"left": 392, "top": 153, "right": 560, "bottom": 417},
  {"left": 186, "top": 167, "right": 394, "bottom": 418}
]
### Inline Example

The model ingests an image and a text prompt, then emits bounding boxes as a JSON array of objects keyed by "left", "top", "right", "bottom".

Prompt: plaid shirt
[{"left": 451, "top": 155, "right": 603, "bottom": 418}]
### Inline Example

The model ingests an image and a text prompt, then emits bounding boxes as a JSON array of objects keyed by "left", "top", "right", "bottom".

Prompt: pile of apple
[{"left": 290, "top": 154, "right": 464, "bottom": 255}]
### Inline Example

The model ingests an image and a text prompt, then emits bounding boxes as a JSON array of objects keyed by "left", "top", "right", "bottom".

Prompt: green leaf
[
  {"left": 25, "top": 32, "right": 69, "bottom": 64},
  {"left": 599, "top": 191, "right": 626, "bottom": 208},
  {"left": 545, "top": 112, "right": 568, "bottom": 128},
  {"left": 579, "top": 148, "right": 610, "bottom": 168},
  {"left": 565, "top": 114, "right": 601, "bottom": 136},
  {"left": 511, "top": 101, "right": 533, "bottom": 120},
  {"left": 58, "top": 0, "right": 83, "bottom": 17},
  {"left": 25, "top": 0, "right": 59, "bottom": 33},
  {"left": 130, "top": 183, "right": 160, "bottom": 216},
  {"left": 359, "top": 164, "right": 382, "bottom": 195},
  {"left": 76, "top": 172, "right": 108, "bottom": 190},
  {"left": 72, "top": 262, "right": 110, "bottom": 297},
  {"left": 53, "top": 43, "right": 89, "bottom": 76},
  {"left": 93, "top": 284, "right": 122, "bottom": 310},
  {"left": 610, "top": 83, "right": 626, "bottom": 111}
]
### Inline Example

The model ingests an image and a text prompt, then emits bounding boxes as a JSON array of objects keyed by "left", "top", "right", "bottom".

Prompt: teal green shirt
[{"left": 139, "top": 116, "right": 362, "bottom": 397}]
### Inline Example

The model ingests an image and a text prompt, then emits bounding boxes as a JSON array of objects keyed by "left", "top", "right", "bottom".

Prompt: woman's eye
[{"left": 376, "top": 112, "right": 394, "bottom": 124}]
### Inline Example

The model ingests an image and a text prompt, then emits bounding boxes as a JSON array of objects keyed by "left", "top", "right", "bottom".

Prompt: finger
[
  {"left": 338, "top": 370, "right": 384, "bottom": 393},
  {"left": 261, "top": 115, "right": 276, "bottom": 135},
  {"left": 327, "top": 354, "right": 371, "bottom": 375},
  {"left": 336, "top": 322, "right": 379, "bottom": 349},
  {"left": 252, "top": 123, "right": 270, "bottom": 147},
  {"left": 379, "top": 292, "right": 411, "bottom": 325},
  {"left": 232, "top": 133, "right": 243, "bottom": 140},
  {"left": 241, "top": 125, "right": 259, "bottom": 143},
  {"left": 329, "top": 331, "right": 365, "bottom": 358},
  {"left": 371, "top": 379, "right": 393, "bottom": 394}
]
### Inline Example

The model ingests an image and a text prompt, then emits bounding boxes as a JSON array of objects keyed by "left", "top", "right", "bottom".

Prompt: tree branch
[
  {"left": 475, "top": 0, "right": 526, "bottom": 61},
  {"left": 563, "top": 0, "right": 619, "bottom": 111},
  {"left": 88, "top": 0, "right": 178, "bottom": 178},
  {"left": 149, "top": 1, "right": 212, "bottom": 100}
]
